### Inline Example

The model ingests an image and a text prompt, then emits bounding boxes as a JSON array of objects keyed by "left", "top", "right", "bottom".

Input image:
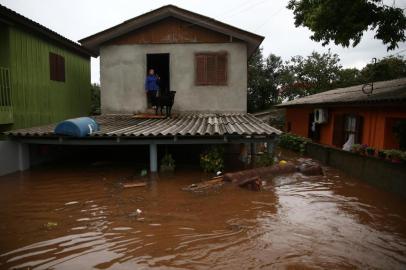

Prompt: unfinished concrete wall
[{"left": 100, "top": 43, "right": 247, "bottom": 113}]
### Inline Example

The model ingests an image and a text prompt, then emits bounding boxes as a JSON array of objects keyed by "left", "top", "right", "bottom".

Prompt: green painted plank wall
[{"left": 6, "top": 25, "right": 91, "bottom": 130}]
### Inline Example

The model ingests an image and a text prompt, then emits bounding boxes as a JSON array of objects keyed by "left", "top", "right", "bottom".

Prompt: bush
[
  {"left": 160, "top": 152, "right": 175, "bottom": 172},
  {"left": 384, "top": 149, "right": 404, "bottom": 163},
  {"left": 278, "top": 133, "right": 310, "bottom": 154},
  {"left": 200, "top": 146, "right": 224, "bottom": 173},
  {"left": 255, "top": 153, "right": 274, "bottom": 167}
]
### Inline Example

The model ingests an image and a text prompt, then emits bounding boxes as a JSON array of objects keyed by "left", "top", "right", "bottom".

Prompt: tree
[
  {"left": 280, "top": 51, "right": 342, "bottom": 100},
  {"left": 90, "top": 83, "right": 101, "bottom": 115},
  {"left": 361, "top": 55, "right": 406, "bottom": 82},
  {"left": 247, "top": 49, "right": 283, "bottom": 112},
  {"left": 334, "top": 68, "right": 363, "bottom": 88},
  {"left": 287, "top": 0, "right": 406, "bottom": 51}
]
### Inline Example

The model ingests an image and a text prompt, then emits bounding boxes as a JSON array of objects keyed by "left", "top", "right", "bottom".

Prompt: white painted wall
[
  {"left": 0, "top": 141, "right": 29, "bottom": 176},
  {"left": 100, "top": 43, "right": 247, "bottom": 114}
]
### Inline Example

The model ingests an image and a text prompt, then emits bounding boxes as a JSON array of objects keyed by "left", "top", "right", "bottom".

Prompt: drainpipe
[{"left": 149, "top": 143, "right": 158, "bottom": 173}]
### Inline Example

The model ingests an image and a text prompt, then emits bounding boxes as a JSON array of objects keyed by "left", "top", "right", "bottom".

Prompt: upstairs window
[
  {"left": 195, "top": 52, "right": 227, "bottom": 86},
  {"left": 49, "top": 53, "right": 65, "bottom": 82}
]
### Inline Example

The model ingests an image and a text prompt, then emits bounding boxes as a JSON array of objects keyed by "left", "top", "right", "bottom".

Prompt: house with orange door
[{"left": 277, "top": 78, "right": 406, "bottom": 150}]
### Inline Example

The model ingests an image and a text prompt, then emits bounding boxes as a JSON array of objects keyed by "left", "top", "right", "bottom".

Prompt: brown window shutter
[
  {"left": 49, "top": 53, "right": 56, "bottom": 80},
  {"left": 332, "top": 114, "right": 345, "bottom": 147},
  {"left": 216, "top": 53, "right": 227, "bottom": 85},
  {"left": 206, "top": 54, "right": 217, "bottom": 84},
  {"left": 49, "top": 53, "right": 65, "bottom": 82},
  {"left": 195, "top": 52, "right": 228, "bottom": 86},
  {"left": 355, "top": 115, "right": 364, "bottom": 144},
  {"left": 195, "top": 54, "right": 207, "bottom": 85},
  {"left": 59, "top": 55, "right": 65, "bottom": 82}
]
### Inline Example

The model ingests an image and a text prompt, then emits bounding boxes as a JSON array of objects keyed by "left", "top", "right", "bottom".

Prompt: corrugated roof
[
  {"left": 79, "top": 5, "right": 264, "bottom": 57},
  {"left": 277, "top": 78, "right": 406, "bottom": 107},
  {"left": 5, "top": 113, "right": 281, "bottom": 138},
  {"left": 0, "top": 4, "right": 95, "bottom": 57}
]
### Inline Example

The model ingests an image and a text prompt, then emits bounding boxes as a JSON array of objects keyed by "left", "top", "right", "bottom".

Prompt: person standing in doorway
[{"left": 145, "top": 69, "right": 160, "bottom": 108}]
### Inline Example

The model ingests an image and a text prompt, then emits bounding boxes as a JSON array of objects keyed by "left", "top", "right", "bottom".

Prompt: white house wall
[{"left": 100, "top": 43, "right": 247, "bottom": 113}]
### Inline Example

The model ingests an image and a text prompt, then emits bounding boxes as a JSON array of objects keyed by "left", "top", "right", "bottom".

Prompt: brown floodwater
[{"left": 0, "top": 153, "right": 406, "bottom": 269}]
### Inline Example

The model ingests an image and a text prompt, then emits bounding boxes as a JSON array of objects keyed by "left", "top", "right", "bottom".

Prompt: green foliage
[
  {"left": 255, "top": 153, "right": 274, "bottom": 167},
  {"left": 90, "top": 83, "right": 101, "bottom": 115},
  {"left": 287, "top": 0, "right": 406, "bottom": 51},
  {"left": 383, "top": 149, "right": 405, "bottom": 162},
  {"left": 280, "top": 51, "right": 342, "bottom": 100},
  {"left": 248, "top": 50, "right": 406, "bottom": 109},
  {"left": 200, "top": 146, "right": 224, "bottom": 173},
  {"left": 351, "top": 144, "right": 367, "bottom": 155},
  {"left": 334, "top": 68, "right": 363, "bottom": 88},
  {"left": 160, "top": 152, "right": 175, "bottom": 172},
  {"left": 365, "top": 146, "right": 376, "bottom": 156},
  {"left": 248, "top": 48, "right": 283, "bottom": 112},
  {"left": 279, "top": 133, "right": 310, "bottom": 154},
  {"left": 362, "top": 56, "right": 406, "bottom": 82}
]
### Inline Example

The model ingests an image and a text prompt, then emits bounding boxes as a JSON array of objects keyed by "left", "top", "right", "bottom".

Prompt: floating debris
[
  {"left": 122, "top": 182, "right": 147, "bottom": 188},
  {"left": 44, "top": 221, "right": 58, "bottom": 230}
]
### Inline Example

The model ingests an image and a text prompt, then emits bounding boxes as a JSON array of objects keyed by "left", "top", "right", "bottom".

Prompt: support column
[
  {"left": 267, "top": 140, "right": 275, "bottom": 157},
  {"left": 18, "top": 143, "right": 30, "bottom": 171},
  {"left": 0, "top": 141, "right": 29, "bottom": 176},
  {"left": 149, "top": 143, "right": 158, "bottom": 173}
]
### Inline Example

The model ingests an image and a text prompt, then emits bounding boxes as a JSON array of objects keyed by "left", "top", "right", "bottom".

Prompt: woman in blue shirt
[{"left": 145, "top": 69, "right": 160, "bottom": 108}]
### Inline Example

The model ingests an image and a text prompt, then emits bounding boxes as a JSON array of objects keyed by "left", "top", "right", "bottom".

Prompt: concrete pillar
[
  {"left": 267, "top": 141, "right": 275, "bottom": 157},
  {"left": 149, "top": 143, "right": 158, "bottom": 172},
  {"left": 18, "top": 143, "right": 30, "bottom": 171},
  {"left": 0, "top": 141, "right": 30, "bottom": 176}
]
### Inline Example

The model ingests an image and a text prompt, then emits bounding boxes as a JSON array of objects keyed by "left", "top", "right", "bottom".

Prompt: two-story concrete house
[
  {"left": 4, "top": 6, "right": 280, "bottom": 175},
  {"left": 79, "top": 5, "right": 264, "bottom": 113}
]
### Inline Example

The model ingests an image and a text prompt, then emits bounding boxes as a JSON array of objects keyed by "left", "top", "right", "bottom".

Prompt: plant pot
[
  {"left": 390, "top": 158, "right": 401, "bottom": 164},
  {"left": 378, "top": 151, "right": 386, "bottom": 159},
  {"left": 366, "top": 149, "right": 375, "bottom": 156}
]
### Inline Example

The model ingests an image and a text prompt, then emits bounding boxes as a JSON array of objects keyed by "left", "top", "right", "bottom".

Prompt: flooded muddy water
[{"left": 0, "top": 155, "right": 406, "bottom": 269}]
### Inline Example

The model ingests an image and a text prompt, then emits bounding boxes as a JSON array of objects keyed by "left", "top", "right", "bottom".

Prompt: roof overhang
[{"left": 79, "top": 5, "right": 264, "bottom": 57}]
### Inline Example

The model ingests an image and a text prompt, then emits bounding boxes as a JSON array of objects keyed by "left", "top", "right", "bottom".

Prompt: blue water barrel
[{"left": 54, "top": 117, "right": 99, "bottom": 137}]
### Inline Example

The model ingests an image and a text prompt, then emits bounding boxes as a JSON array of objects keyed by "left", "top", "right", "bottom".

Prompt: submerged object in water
[{"left": 54, "top": 117, "right": 99, "bottom": 137}]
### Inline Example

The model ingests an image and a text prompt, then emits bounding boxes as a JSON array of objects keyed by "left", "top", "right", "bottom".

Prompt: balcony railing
[{"left": 0, "top": 66, "right": 13, "bottom": 124}]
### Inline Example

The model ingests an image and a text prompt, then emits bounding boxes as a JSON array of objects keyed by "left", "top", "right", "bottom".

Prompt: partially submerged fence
[{"left": 0, "top": 66, "right": 13, "bottom": 124}]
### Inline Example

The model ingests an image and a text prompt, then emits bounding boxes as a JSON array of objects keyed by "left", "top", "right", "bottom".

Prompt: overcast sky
[{"left": 2, "top": 0, "right": 406, "bottom": 83}]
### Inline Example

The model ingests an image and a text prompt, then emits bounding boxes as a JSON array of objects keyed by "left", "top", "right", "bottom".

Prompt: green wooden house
[{"left": 0, "top": 4, "right": 94, "bottom": 131}]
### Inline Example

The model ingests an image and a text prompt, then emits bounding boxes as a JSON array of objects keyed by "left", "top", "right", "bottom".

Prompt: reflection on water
[{"left": 0, "top": 157, "right": 405, "bottom": 269}]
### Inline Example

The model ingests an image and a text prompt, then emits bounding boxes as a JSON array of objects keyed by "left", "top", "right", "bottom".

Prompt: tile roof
[
  {"left": 277, "top": 78, "right": 406, "bottom": 107},
  {"left": 5, "top": 113, "right": 281, "bottom": 138}
]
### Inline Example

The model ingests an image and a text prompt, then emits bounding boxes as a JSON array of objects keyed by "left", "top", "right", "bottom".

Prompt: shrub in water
[
  {"left": 279, "top": 133, "right": 310, "bottom": 155},
  {"left": 160, "top": 152, "right": 175, "bottom": 172},
  {"left": 200, "top": 146, "right": 224, "bottom": 173}
]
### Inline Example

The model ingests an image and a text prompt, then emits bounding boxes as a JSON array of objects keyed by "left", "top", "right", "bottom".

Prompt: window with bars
[
  {"left": 195, "top": 52, "right": 227, "bottom": 86},
  {"left": 49, "top": 52, "right": 65, "bottom": 82}
]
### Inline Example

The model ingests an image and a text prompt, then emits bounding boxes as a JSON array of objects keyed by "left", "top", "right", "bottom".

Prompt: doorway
[{"left": 146, "top": 53, "right": 170, "bottom": 94}]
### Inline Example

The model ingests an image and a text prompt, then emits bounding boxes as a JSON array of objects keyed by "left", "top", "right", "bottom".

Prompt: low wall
[{"left": 306, "top": 142, "right": 406, "bottom": 197}]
